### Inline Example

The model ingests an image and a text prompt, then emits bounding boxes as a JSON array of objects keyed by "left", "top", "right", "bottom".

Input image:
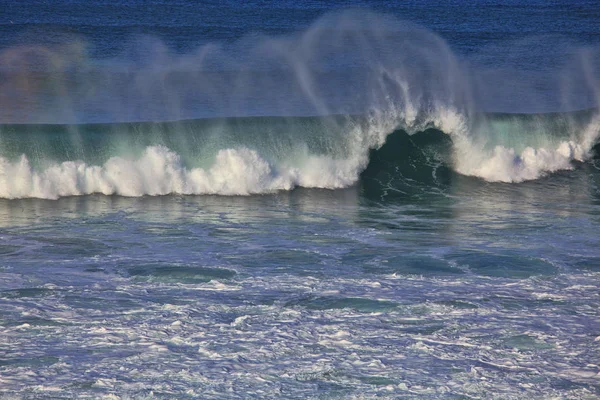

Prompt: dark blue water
[
  {"left": 4, "top": 0, "right": 599, "bottom": 53},
  {"left": 1, "top": 1, "right": 600, "bottom": 398}
]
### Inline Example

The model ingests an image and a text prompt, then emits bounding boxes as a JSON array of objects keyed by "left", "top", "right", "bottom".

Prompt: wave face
[
  {"left": 0, "top": 11, "right": 599, "bottom": 199},
  {"left": 0, "top": 116, "right": 385, "bottom": 198},
  {"left": 1, "top": 110, "right": 599, "bottom": 199}
]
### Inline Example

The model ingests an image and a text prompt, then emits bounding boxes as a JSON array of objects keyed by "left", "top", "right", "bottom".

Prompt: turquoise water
[{"left": 1, "top": 1, "right": 600, "bottom": 398}]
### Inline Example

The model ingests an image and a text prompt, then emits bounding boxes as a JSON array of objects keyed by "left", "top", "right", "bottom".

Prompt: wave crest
[
  {"left": 0, "top": 145, "right": 368, "bottom": 199},
  {"left": 1, "top": 10, "right": 600, "bottom": 197}
]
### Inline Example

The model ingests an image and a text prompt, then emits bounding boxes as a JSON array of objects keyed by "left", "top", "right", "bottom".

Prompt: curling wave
[
  {"left": 0, "top": 10, "right": 599, "bottom": 199},
  {"left": 0, "top": 108, "right": 599, "bottom": 199}
]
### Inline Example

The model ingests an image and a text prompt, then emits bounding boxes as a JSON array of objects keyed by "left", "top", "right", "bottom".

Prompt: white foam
[
  {"left": 0, "top": 145, "right": 364, "bottom": 199},
  {"left": 454, "top": 140, "right": 589, "bottom": 183},
  {"left": 441, "top": 109, "right": 600, "bottom": 183}
]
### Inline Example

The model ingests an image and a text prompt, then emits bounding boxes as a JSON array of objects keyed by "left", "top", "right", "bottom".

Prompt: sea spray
[{"left": 0, "top": 10, "right": 599, "bottom": 198}]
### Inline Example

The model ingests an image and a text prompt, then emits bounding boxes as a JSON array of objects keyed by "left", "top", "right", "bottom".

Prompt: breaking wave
[
  {"left": 0, "top": 10, "right": 599, "bottom": 199},
  {"left": 0, "top": 109, "right": 599, "bottom": 199}
]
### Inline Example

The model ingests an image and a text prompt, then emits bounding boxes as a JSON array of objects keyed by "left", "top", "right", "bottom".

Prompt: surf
[
  {"left": 0, "top": 108, "right": 598, "bottom": 199},
  {"left": 0, "top": 10, "right": 599, "bottom": 199}
]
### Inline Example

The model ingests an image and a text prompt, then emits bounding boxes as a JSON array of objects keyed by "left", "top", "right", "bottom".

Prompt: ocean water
[{"left": 1, "top": 1, "right": 600, "bottom": 399}]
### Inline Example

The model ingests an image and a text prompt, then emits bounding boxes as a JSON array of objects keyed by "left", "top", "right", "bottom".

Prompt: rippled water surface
[{"left": 1, "top": 175, "right": 599, "bottom": 398}]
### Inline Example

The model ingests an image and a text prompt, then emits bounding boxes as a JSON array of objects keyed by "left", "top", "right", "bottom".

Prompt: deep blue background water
[{"left": 4, "top": 0, "right": 600, "bottom": 55}]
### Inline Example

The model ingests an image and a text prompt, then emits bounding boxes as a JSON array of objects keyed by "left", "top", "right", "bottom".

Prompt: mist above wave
[
  {"left": 0, "top": 10, "right": 599, "bottom": 197},
  {"left": 0, "top": 10, "right": 470, "bottom": 124}
]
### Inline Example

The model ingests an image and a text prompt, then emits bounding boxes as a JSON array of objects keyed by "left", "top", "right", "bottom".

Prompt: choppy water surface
[{"left": 1, "top": 175, "right": 599, "bottom": 398}]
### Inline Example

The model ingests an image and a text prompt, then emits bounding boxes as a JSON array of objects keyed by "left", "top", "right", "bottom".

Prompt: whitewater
[{"left": 1, "top": 110, "right": 599, "bottom": 199}]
